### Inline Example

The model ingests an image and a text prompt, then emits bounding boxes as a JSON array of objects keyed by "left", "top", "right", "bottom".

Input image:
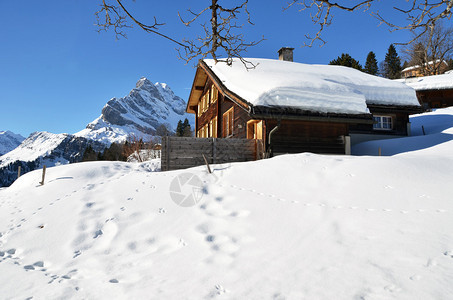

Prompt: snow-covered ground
[{"left": 0, "top": 109, "right": 452, "bottom": 299}]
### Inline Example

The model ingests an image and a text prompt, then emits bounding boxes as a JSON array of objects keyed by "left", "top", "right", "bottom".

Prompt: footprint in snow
[
  {"left": 73, "top": 250, "right": 82, "bottom": 259},
  {"left": 214, "top": 284, "right": 227, "bottom": 295},
  {"left": 443, "top": 251, "right": 453, "bottom": 258},
  {"left": 158, "top": 208, "right": 166, "bottom": 214},
  {"left": 24, "top": 261, "right": 45, "bottom": 271},
  {"left": 410, "top": 275, "right": 422, "bottom": 281},
  {"left": 93, "top": 230, "right": 103, "bottom": 239}
]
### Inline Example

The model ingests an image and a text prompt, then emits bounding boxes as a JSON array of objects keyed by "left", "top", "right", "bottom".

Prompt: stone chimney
[{"left": 278, "top": 47, "right": 294, "bottom": 62}]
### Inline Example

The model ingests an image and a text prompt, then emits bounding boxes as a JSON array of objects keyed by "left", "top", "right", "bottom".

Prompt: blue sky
[{"left": 0, "top": 1, "right": 411, "bottom": 137}]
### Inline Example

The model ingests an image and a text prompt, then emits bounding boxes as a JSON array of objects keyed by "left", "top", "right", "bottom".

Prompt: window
[
  {"left": 373, "top": 116, "right": 393, "bottom": 130},
  {"left": 203, "top": 93, "right": 209, "bottom": 113},
  {"left": 223, "top": 108, "right": 234, "bottom": 137},
  {"left": 198, "top": 124, "right": 209, "bottom": 138},
  {"left": 209, "top": 117, "right": 217, "bottom": 138},
  {"left": 211, "top": 85, "right": 218, "bottom": 103}
]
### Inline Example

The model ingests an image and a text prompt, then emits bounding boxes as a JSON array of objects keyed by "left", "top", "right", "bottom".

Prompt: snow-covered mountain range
[
  {"left": 0, "top": 131, "right": 24, "bottom": 155},
  {"left": 75, "top": 77, "right": 191, "bottom": 145},
  {"left": 0, "top": 78, "right": 191, "bottom": 187}
]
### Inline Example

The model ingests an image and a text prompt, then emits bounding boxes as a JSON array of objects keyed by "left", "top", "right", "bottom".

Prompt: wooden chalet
[
  {"left": 401, "top": 60, "right": 449, "bottom": 78},
  {"left": 186, "top": 48, "right": 421, "bottom": 156},
  {"left": 400, "top": 72, "right": 453, "bottom": 110}
]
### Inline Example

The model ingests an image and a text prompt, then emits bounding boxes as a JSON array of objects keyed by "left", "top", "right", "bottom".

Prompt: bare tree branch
[
  {"left": 403, "top": 21, "right": 453, "bottom": 76},
  {"left": 286, "top": 0, "right": 453, "bottom": 47},
  {"left": 177, "top": 0, "right": 264, "bottom": 69},
  {"left": 95, "top": 0, "right": 187, "bottom": 47},
  {"left": 286, "top": 0, "right": 372, "bottom": 47}
]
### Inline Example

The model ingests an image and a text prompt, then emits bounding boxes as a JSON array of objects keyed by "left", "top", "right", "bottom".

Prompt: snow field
[{"left": 0, "top": 109, "right": 452, "bottom": 299}]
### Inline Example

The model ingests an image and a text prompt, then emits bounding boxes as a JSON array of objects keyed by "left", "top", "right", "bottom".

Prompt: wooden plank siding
[
  {"left": 219, "top": 96, "right": 253, "bottom": 138},
  {"left": 265, "top": 120, "right": 348, "bottom": 155},
  {"left": 350, "top": 110, "right": 410, "bottom": 136},
  {"left": 416, "top": 89, "right": 453, "bottom": 109},
  {"left": 161, "top": 137, "right": 258, "bottom": 171}
]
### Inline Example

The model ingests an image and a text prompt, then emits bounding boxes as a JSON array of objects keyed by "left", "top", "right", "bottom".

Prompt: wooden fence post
[
  {"left": 202, "top": 154, "right": 212, "bottom": 174},
  {"left": 40, "top": 165, "right": 46, "bottom": 185},
  {"left": 378, "top": 147, "right": 382, "bottom": 156},
  {"left": 17, "top": 166, "right": 21, "bottom": 179}
]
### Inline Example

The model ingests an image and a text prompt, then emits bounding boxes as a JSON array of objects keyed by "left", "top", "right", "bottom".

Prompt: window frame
[
  {"left": 373, "top": 115, "right": 393, "bottom": 131},
  {"left": 223, "top": 108, "right": 234, "bottom": 138},
  {"left": 211, "top": 85, "right": 218, "bottom": 103}
]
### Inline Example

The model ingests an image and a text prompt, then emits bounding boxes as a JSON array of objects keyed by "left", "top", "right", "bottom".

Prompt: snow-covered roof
[
  {"left": 399, "top": 72, "right": 453, "bottom": 91},
  {"left": 401, "top": 59, "right": 447, "bottom": 73},
  {"left": 204, "top": 58, "right": 419, "bottom": 116}
]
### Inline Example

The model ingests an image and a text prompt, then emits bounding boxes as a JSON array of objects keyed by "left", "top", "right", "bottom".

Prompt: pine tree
[
  {"left": 81, "top": 145, "right": 98, "bottom": 162},
  {"left": 329, "top": 53, "right": 362, "bottom": 71},
  {"left": 383, "top": 44, "right": 402, "bottom": 79},
  {"left": 364, "top": 51, "right": 378, "bottom": 75},
  {"left": 175, "top": 120, "right": 184, "bottom": 137},
  {"left": 182, "top": 118, "right": 192, "bottom": 137}
]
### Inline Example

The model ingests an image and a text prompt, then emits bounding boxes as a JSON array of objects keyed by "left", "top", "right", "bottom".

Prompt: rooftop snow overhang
[
  {"left": 250, "top": 105, "right": 374, "bottom": 124},
  {"left": 366, "top": 104, "right": 423, "bottom": 115}
]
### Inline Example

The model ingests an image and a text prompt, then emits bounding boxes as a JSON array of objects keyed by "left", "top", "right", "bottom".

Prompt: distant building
[
  {"left": 401, "top": 60, "right": 449, "bottom": 78},
  {"left": 399, "top": 71, "right": 453, "bottom": 110}
]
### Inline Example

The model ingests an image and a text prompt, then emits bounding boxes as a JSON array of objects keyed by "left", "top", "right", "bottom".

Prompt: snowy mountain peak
[
  {"left": 0, "top": 130, "right": 25, "bottom": 155},
  {"left": 135, "top": 77, "right": 154, "bottom": 89},
  {"left": 76, "top": 77, "right": 192, "bottom": 145}
]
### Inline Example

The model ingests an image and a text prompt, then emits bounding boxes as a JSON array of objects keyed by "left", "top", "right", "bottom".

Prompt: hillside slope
[{"left": 0, "top": 109, "right": 452, "bottom": 299}]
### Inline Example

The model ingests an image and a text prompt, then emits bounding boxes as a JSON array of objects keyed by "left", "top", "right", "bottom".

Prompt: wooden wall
[
  {"left": 161, "top": 137, "right": 258, "bottom": 171},
  {"left": 350, "top": 108, "right": 410, "bottom": 136},
  {"left": 265, "top": 120, "right": 348, "bottom": 155},
  {"left": 417, "top": 89, "right": 453, "bottom": 109}
]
